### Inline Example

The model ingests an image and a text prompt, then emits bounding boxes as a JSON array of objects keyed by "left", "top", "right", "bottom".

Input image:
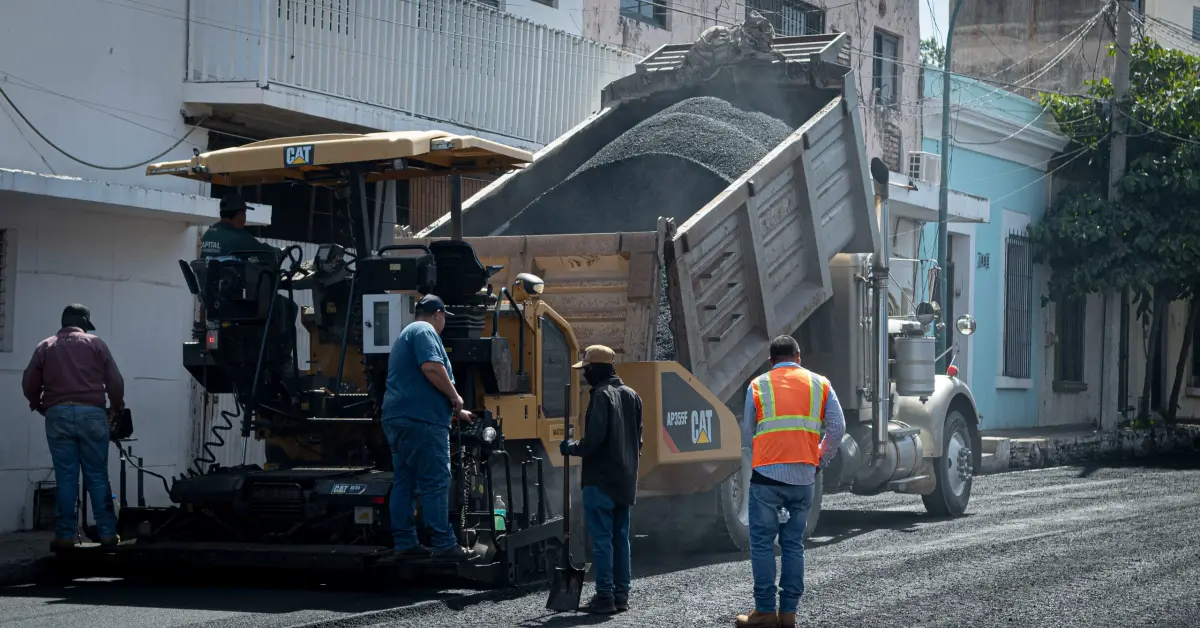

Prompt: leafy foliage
[
  {"left": 920, "top": 37, "right": 945, "bottom": 68},
  {"left": 1030, "top": 38, "right": 1200, "bottom": 420},
  {"left": 1030, "top": 38, "right": 1200, "bottom": 307}
]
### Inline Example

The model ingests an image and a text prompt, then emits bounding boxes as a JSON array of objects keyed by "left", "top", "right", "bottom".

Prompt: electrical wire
[{"left": 0, "top": 83, "right": 205, "bottom": 171}]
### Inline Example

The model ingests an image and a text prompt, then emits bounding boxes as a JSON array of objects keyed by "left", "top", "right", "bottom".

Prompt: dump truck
[{"left": 400, "top": 26, "right": 982, "bottom": 550}]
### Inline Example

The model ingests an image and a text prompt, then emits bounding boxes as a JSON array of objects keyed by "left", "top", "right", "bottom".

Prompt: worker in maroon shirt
[{"left": 22, "top": 304, "right": 126, "bottom": 551}]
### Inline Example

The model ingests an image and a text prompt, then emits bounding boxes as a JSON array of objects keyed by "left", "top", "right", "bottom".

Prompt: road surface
[{"left": 3, "top": 457, "right": 1199, "bottom": 628}]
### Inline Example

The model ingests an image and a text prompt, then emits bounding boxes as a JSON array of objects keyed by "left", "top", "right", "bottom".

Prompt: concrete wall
[
  {"left": 0, "top": 0, "right": 220, "bottom": 532},
  {"left": 1143, "top": 0, "right": 1200, "bottom": 54},
  {"left": 506, "top": 0, "right": 587, "bottom": 35},
  {"left": 0, "top": 0, "right": 211, "bottom": 196},
  {"left": 950, "top": 0, "right": 1114, "bottom": 96},
  {"left": 579, "top": 0, "right": 921, "bottom": 171},
  {"left": 0, "top": 202, "right": 197, "bottom": 532}
]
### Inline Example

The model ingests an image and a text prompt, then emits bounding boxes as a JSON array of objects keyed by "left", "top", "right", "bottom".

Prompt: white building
[{"left": 0, "top": 0, "right": 633, "bottom": 534}]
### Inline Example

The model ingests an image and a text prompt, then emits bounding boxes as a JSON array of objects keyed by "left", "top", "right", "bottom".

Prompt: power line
[{"left": 0, "top": 83, "right": 206, "bottom": 171}]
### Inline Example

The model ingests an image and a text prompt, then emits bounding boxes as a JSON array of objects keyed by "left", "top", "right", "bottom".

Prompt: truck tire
[
  {"left": 718, "top": 462, "right": 823, "bottom": 552},
  {"left": 922, "top": 409, "right": 973, "bottom": 517}
]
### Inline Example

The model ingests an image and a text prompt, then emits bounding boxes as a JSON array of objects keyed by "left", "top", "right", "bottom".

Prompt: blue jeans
[
  {"left": 748, "top": 481, "right": 813, "bottom": 613},
  {"left": 45, "top": 405, "right": 117, "bottom": 541},
  {"left": 582, "top": 485, "right": 631, "bottom": 599},
  {"left": 382, "top": 418, "right": 456, "bottom": 551}
]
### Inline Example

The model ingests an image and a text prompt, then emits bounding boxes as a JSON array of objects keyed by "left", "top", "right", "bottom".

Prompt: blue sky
[{"left": 920, "top": 0, "right": 949, "bottom": 43}]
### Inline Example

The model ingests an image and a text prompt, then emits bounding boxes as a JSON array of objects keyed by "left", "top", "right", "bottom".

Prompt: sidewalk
[
  {"left": 978, "top": 422, "right": 1200, "bottom": 475},
  {"left": 0, "top": 530, "right": 53, "bottom": 587}
]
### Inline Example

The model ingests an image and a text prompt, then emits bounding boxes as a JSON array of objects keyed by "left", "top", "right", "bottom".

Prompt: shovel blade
[{"left": 545, "top": 566, "right": 586, "bottom": 612}]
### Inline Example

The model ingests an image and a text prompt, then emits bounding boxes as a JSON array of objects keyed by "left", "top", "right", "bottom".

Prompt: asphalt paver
[{"left": 3, "top": 457, "right": 1198, "bottom": 628}]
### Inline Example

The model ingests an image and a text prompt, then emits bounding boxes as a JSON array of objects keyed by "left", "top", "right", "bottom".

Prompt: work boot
[
  {"left": 778, "top": 612, "right": 797, "bottom": 627},
  {"left": 392, "top": 544, "right": 432, "bottom": 560},
  {"left": 614, "top": 594, "right": 629, "bottom": 612},
  {"left": 48, "top": 539, "right": 75, "bottom": 552},
  {"left": 100, "top": 535, "right": 121, "bottom": 546},
  {"left": 735, "top": 610, "right": 779, "bottom": 627},
  {"left": 431, "top": 545, "right": 473, "bottom": 561},
  {"left": 580, "top": 594, "right": 617, "bottom": 615}
]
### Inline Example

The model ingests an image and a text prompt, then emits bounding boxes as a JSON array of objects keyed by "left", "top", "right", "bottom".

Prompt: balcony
[{"left": 184, "top": 0, "right": 636, "bottom": 148}]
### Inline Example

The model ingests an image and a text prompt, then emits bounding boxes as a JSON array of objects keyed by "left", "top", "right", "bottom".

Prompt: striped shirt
[{"left": 740, "top": 361, "right": 846, "bottom": 486}]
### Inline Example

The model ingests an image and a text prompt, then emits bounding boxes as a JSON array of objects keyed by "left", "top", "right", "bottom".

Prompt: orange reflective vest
[{"left": 749, "top": 365, "right": 829, "bottom": 468}]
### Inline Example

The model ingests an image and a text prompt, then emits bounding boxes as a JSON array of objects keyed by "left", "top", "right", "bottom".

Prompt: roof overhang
[
  {"left": 885, "top": 171, "right": 990, "bottom": 224},
  {"left": 0, "top": 168, "right": 271, "bottom": 226},
  {"left": 146, "top": 130, "right": 534, "bottom": 188}
]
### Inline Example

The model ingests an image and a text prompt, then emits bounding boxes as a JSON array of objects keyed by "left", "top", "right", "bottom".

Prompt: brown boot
[
  {"left": 735, "top": 610, "right": 779, "bottom": 627},
  {"left": 779, "top": 612, "right": 797, "bottom": 627}
]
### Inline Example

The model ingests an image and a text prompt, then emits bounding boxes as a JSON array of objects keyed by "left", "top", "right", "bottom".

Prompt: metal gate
[{"left": 189, "top": 235, "right": 321, "bottom": 470}]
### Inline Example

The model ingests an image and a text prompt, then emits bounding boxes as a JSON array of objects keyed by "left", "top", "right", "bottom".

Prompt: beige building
[{"left": 581, "top": 0, "right": 922, "bottom": 173}]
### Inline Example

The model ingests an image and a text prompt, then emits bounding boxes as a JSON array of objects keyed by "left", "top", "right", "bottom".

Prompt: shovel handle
[{"left": 562, "top": 384, "right": 572, "bottom": 539}]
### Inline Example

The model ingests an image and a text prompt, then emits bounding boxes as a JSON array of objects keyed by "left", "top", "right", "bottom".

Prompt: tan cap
[{"left": 572, "top": 345, "right": 616, "bottom": 369}]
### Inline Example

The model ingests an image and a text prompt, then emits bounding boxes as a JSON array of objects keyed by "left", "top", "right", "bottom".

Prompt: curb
[{"left": 976, "top": 425, "right": 1200, "bottom": 475}]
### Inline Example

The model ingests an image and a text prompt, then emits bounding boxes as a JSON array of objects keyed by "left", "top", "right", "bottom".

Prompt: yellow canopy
[{"left": 146, "top": 130, "right": 533, "bottom": 187}]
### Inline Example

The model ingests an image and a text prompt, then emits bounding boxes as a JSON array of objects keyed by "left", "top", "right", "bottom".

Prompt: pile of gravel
[
  {"left": 497, "top": 96, "right": 794, "bottom": 237},
  {"left": 494, "top": 96, "right": 794, "bottom": 363}
]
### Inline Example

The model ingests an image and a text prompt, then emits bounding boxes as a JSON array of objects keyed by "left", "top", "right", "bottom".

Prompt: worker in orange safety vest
[{"left": 735, "top": 335, "right": 845, "bottom": 628}]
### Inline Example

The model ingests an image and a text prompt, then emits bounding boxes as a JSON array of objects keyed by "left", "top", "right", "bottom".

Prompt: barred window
[
  {"left": 1054, "top": 295, "right": 1086, "bottom": 391},
  {"left": 1003, "top": 232, "right": 1033, "bottom": 379}
]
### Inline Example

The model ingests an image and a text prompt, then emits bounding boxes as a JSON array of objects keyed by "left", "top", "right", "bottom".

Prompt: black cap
[
  {"left": 219, "top": 193, "right": 252, "bottom": 214},
  {"left": 415, "top": 294, "right": 453, "bottom": 316},
  {"left": 61, "top": 304, "right": 96, "bottom": 332}
]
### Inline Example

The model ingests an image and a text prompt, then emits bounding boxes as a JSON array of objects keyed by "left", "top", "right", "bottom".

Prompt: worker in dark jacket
[
  {"left": 559, "top": 345, "right": 643, "bottom": 615},
  {"left": 199, "top": 193, "right": 281, "bottom": 261},
  {"left": 22, "top": 304, "right": 125, "bottom": 552},
  {"left": 201, "top": 193, "right": 297, "bottom": 374}
]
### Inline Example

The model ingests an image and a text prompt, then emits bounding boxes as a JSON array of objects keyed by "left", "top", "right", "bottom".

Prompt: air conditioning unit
[{"left": 906, "top": 151, "right": 941, "bottom": 185}]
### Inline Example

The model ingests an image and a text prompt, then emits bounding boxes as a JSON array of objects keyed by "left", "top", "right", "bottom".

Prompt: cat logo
[
  {"left": 284, "top": 144, "right": 314, "bottom": 167},
  {"left": 691, "top": 409, "right": 713, "bottom": 445}
]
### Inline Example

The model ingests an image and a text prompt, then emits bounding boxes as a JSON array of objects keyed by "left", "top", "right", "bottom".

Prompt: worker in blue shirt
[{"left": 381, "top": 294, "right": 473, "bottom": 561}]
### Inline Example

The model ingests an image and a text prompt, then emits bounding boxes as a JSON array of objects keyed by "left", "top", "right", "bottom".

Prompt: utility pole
[
  {"left": 1106, "top": 0, "right": 1131, "bottom": 427},
  {"left": 936, "top": 0, "right": 965, "bottom": 368}
]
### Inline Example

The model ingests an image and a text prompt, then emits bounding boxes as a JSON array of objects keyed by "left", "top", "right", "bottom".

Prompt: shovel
[{"left": 547, "top": 386, "right": 585, "bottom": 612}]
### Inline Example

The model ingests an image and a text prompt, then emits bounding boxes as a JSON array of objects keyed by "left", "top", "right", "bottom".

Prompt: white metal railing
[{"left": 186, "top": 0, "right": 637, "bottom": 145}]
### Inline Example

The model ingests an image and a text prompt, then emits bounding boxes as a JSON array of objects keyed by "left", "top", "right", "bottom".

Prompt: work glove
[{"left": 559, "top": 439, "right": 573, "bottom": 456}]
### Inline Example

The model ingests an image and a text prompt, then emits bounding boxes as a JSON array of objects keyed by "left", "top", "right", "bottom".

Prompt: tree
[
  {"left": 1030, "top": 38, "right": 1200, "bottom": 424},
  {"left": 921, "top": 37, "right": 945, "bottom": 68}
]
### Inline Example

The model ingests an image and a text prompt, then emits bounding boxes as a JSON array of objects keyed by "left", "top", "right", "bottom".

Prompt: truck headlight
[{"left": 483, "top": 427, "right": 497, "bottom": 443}]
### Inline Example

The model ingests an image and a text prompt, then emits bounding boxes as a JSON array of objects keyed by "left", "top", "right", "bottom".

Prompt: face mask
[{"left": 583, "top": 365, "right": 606, "bottom": 387}]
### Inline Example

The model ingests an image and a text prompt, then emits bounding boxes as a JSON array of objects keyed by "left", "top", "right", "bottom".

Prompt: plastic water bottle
[
  {"left": 111, "top": 493, "right": 120, "bottom": 520},
  {"left": 493, "top": 495, "right": 507, "bottom": 532}
]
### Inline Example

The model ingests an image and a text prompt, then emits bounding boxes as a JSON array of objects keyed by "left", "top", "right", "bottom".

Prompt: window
[
  {"left": 540, "top": 315, "right": 572, "bottom": 418},
  {"left": 1054, "top": 295, "right": 1086, "bottom": 392},
  {"left": 873, "top": 30, "right": 901, "bottom": 106},
  {"left": 745, "top": 0, "right": 824, "bottom": 36},
  {"left": 531, "top": 0, "right": 555, "bottom": 6},
  {"left": 1003, "top": 232, "right": 1033, "bottom": 379},
  {"left": 1193, "top": 7, "right": 1199, "bottom": 41},
  {"left": 621, "top": 0, "right": 667, "bottom": 29}
]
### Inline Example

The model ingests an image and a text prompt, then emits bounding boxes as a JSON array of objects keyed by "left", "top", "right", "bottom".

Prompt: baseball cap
[
  {"left": 414, "top": 294, "right": 453, "bottom": 316},
  {"left": 61, "top": 304, "right": 96, "bottom": 332},
  {"left": 220, "top": 193, "right": 252, "bottom": 213},
  {"left": 572, "top": 345, "right": 616, "bottom": 369}
]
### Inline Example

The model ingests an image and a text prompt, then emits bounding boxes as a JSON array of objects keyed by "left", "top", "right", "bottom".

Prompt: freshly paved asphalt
[{"left": 3, "top": 456, "right": 1199, "bottom": 628}]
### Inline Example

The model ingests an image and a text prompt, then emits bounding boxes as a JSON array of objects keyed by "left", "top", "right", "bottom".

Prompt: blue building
[{"left": 910, "top": 71, "right": 1071, "bottom": 430}]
